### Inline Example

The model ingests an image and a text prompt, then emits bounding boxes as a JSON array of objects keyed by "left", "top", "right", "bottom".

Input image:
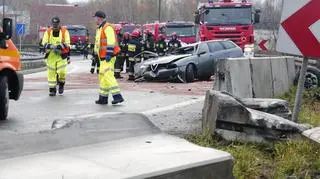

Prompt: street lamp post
[{"left": 158, "top": 0, "right": 161, "bottom": 21}]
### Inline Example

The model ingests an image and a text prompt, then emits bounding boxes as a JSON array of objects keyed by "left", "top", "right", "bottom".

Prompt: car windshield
[
  {"left": 171, "top": 45, "right": 196, "bottom": 55},
  {"left": 204, "top": 7, "right": 252, "bottom": 25},
  {"left": 166, "top": 26, "right": 196, "bottom": 37},
  {"left": 68, "top": 28, "right": 87, "bottom": 36}
]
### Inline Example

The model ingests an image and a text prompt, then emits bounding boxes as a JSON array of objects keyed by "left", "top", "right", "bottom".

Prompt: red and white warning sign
[{"left": 276, "top": 0, "right": 320, "bottom": 59}]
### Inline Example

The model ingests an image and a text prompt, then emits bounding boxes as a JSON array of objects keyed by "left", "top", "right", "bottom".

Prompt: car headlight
[{"left": 167, "top": 64, "right": 177, "bottom": 69}]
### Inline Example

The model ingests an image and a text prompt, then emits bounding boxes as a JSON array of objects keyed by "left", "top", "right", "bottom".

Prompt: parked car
[{"left": 134, "top": 39, "right": 243, "bottom": 83}]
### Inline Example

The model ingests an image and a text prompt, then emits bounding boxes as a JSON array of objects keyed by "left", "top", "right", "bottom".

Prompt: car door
[
  {"left": 196, "top": 43, "right": 212, "bottom": 77},
  {"left": 207, "top": 41, "right": 228, "bottom": 75}
]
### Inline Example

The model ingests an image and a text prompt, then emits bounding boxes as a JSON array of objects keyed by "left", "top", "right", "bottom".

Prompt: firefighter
[
  {"left": 168, "top": 32, "right": 181, "bottom": 52},
  {"left": 82, "top": 42, "right": 89, "bottom": 60},
  {"left": 93, "top": 10, "right": 124, "bottom": 105},
  {"left": 42, "top": 16, "right": 71, "bottom": 96},
  {"left": 127, "top": 30, "right": 142, "bottom": 81},
  {"left": 155, "top": 34, "right": 167, "bottom": 56},
  {"left": 142, "top": 30, "right": 155, "bottom": 60},
  {"left": 115, "top": 32, "right": 130, "bottom": 78}
]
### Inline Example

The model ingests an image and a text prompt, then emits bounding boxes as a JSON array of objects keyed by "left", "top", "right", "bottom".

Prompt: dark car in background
[{"left": 135, "top": 40, "right": 243, "bottom": 83}]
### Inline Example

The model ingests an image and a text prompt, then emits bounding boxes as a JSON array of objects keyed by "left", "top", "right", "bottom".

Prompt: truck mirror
[
  {"left": 254, "top": 13, "right": 260, "bottom": 23},
  {"left": 2, "top": 18, "right": 13, "bottom": 40},
  {"left": 195, "top": 14, "right": 200, "bottom": 24}
]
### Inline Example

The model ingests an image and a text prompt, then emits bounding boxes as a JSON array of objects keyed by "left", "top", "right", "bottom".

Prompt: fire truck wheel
[{"left": 0, "top": 75, "right": 9, "bottom": 120}]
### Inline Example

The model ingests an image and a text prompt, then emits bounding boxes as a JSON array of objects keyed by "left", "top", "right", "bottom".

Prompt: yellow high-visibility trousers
[
  {"left": 99, "top": 57, "right": 121, "bottom": 97},
  {"left": 46, "top": 51, "right": 67, "bottom": 88}
]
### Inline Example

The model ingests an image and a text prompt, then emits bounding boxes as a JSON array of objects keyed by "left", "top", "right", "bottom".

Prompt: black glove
[
  {"left": 56, "top": 44, "right": 63, "bottom": 50},
  {"left": 44, "top": 43, "right": 51, "bottom": 49}
]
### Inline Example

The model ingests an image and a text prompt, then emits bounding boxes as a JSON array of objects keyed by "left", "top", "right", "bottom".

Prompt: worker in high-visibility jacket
[
  {"left": 42, "top": 17, "right": 71, "bottom": 96},
  {"left": 93, "top": 10, "right": 124, "bottom": 105}
]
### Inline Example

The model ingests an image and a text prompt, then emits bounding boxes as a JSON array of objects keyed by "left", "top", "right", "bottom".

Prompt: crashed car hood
[{"left": 142, "top": 54, "right": 191, "bottom": 65}]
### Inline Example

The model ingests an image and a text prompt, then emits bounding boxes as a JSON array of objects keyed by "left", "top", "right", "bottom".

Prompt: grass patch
[
  {"left": 185, "top": 87, "right": 320, "bottom": 178},
  {"left": 279, "top": 86, "right": 320, "bottom": 127},
  {"left": 185, "top": 132, "right": 320, "bottom": 179}
]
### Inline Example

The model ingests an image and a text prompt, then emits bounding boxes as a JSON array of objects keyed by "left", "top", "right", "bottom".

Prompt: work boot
[
  {"left": 58, "top": 82, "right": 65, "bottom": 94},
  {"left": 112, "top": 94, "right": 124, "bottom": 105},
  {"left": 95, "top": 95, "right": 108, "bottom": 105},
  {"left": 96, "top": 69, "right": 99, "bottom": 74},
  {"left": 128, "top": 75, "right": 135, "bottom": 81},
  {"left": 49, "top": 88, "right": 56, "bottom": 97},
  {"left": 114, "top": 72, "right": 123, "bottom": 79}
]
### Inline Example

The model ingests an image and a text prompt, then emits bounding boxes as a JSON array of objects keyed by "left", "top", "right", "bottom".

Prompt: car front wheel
[{"left": 185, "top": 64, "right": 195, "bottom": 83}]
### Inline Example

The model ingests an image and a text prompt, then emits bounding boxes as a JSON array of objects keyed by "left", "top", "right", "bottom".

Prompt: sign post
[
  {"left": 276, "top": 0, "right": 320, "bottom": 122},
  {"left": 16, "top": 23, "right": 25, "bottom": 52}
]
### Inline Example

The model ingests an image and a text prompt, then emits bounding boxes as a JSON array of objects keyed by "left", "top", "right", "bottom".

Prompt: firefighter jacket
[
  {"left": 119, "top": 38, "right": 130, "bottom": 57},
  {"left": 155, "top": 39, "right": 167, "bottom": 56},
  {"left": 168, "top": 39, "right": 182, "bottom": 51},
  {"left": 127, "top": 37, "right": 142, "bottom": 61},
  {"left": 143, "top": 35, "right": 155, "bottom": 52}
]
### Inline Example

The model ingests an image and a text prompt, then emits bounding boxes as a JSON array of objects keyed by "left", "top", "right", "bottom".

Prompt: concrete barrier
[
  {"left": 214, "top": 56, "right": 296, "bottom": 98},
  {"left": 0, "top": 113, "right": 234, "bottom": 179}
]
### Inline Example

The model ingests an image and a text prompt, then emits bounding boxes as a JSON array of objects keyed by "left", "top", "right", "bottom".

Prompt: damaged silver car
[{"left": 134, "top": 40, "right": 244, "bottom": 83}]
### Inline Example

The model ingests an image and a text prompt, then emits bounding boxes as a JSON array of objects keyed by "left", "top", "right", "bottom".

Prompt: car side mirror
[
  {"left": 194, "top": 10, "right": 200, "bottom": 24},
  {"left": 2, "top": 18, "right": 13, "bottom": 40},
  {"left": 195, "top": 14, "right": 200, "bottom": 24}
]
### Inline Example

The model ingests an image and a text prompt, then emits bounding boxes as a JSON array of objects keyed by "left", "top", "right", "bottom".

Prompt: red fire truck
[
  {"left": 143, "top": 21, "right": 197, "bottom": 44},
  {"left": 195, "top": 0, "right": 261, "bottom": 49},
  {"left": 115, "top": 22, "right": 141, "bottom": 35}
]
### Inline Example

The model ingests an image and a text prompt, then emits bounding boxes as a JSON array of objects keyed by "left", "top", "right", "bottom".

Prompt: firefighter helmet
[
  {"left": 172, "top": 32, "right": 178, "bottom": 39},
  {"left": 132, "top": 30, "right": 140, "bottom": 38},
  {"left": 159, "top": 34, "right": 165, "bottom": 40}
]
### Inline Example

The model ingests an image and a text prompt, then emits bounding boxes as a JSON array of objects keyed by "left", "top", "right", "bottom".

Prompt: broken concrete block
[
  {"left": 202, "top": 90, "right": 311, "bottom": 142},
  {"left": 240, "top": 98, "right": 292, "bottom": 119},
  {"left": 247, "top": 108, "right": 309, "bottom": 133},
  {"left": 202, "top": 90, "right": 250, "bottom": 133},
  {"left": 302, "top": 127, "right": 320, "bottom": 144}
]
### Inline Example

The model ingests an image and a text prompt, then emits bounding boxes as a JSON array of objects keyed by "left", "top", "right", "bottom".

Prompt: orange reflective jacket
[{"left": 99, "top": 23, "right": 120, "bottom": 58}]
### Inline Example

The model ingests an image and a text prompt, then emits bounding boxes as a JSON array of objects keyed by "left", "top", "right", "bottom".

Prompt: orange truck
[{"left": 0, "top": 18, "right": 24, "bottom": 120}]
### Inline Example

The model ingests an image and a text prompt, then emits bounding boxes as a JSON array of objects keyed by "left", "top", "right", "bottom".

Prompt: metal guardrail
[
  {"left": 20, "top": 44, "right": 40, "bottom": 52},
  {"left": 20, "top": 52, "right": 45, "bottom": 61}
]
